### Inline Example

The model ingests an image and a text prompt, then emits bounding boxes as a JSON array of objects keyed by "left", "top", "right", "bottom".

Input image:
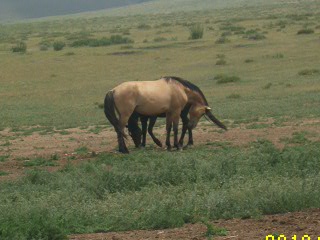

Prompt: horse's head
[
  {"left": 188, "top": 104, "right": 227, "bottom": 130},
  {"left": 188, "top": 104, "right": 210, "bottom": 129}
]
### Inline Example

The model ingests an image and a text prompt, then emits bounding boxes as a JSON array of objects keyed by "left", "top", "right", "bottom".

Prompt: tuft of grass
[
  {"left": 0, "top": 171, "right": 9, "bottom": 176},
  {"left": 216, "top": 59, "right": 227, "bottom": 65},
  {"left": 0, "top": 155, "right": 9, "bottom": 162},
  {"left": 298, "top": 69, "right": 319, "bottom": 76},
  {"left": 280, "top": 131, "right": 311, "bottom": 144},
  {"left": 214, "top": 74, "right": 241, "bottom": 84},
  {"left": 227, "top": 93, "right": 241, "bottom": 99},
  {"left": 23, "top": 157, "right": 59, "bottom": 167},
  {"left": 203, "top": 220, "right": 227, "bottom": 239},
  {"left": 244, "top": 58, "right": 254, "bottom": 63},
  {"left": 215, "top": 36, "right": 230, "bottom": 44},
  {"left": 153, "top": 37, "right": 167, "bottom": 42},
  {"left": 11, "top": 41, "right": 27, "bottom": 53},
  {"left": 297, "top": 28, "right": 314, "bottom": 35},
  {"left": 189, "top": 24, "right": 204, "bottom": 40},
  {"left": 71, "top": 35, "right": 134, "bottom": 47},
  {"left": 263, "top": 83, "right": 272, "bottom": 89},
  {"left": 53, "top": 41, "right": 66, "bottom": 51},
  {"left": 75, "top": 146, "right": 90, "bottom": 155}
]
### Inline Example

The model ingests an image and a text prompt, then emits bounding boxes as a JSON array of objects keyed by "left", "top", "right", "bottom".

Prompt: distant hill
[
  {"left": 0, "top": 0, "right": 153, "bottom": 22},
  {"left": 97, "top": 0, "right": 294, "bottom": 16},
  {"left": 0, "top": 0, "right": 313, "bottom": 22}
]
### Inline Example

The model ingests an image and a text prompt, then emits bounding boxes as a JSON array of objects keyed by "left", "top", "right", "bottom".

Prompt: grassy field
[
  {"left": 0, "top": 0, "right": 320, "bottom": 129},
  {"left": 1, "top": 0, "right": 320, "bottom": 239}
]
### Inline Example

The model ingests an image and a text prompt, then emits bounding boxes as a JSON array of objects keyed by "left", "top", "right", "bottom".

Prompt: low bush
[
  {"left": 298, "top": 69, "right": 319, "bottom": 76},
  {"left": 215, "top": 37, "right": 230, "bottom": 44},
  {"left": 215, "top": 74, "right": 241, "bottom": 84},
  {"left": 297, "top": 29, "right": 314, "bottom": 35},
  {"left": 11, "top": 42, "right": 27, "bottom": 53},
  {"left": 189, "top": 24, "right": 204, "bottom": 40},
  {"left": 71, "top": 35, "right": 134, "bottom": 48},
  {"left": 53, "top": 41, "right": 66, "bottom": 51}
]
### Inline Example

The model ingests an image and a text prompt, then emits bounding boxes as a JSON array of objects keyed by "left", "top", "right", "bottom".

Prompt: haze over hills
[
  {"left": 0, "top": 0, "right": 153, "bottom": 22},
  {"left": 0, "top": 0, "right": 311, "bottom": 22}
]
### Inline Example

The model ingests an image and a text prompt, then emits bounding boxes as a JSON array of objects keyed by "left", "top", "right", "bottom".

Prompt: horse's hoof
[
  {"left": 154, "top": 140, "right": 163, "bottom": 148},
  {"left": 119, "top": 148, "right": 129, "bottom": 154}
]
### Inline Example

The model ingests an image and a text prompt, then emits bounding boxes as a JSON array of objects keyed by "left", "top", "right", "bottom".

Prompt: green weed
[
  {"left": 298, "top": 69, "right": 319, "bottom": 76},
  {"left": 0, "top": 155, "right": 9, "bottom": 162},
  {"left": 23, "top": 157, "right": 59, "bottom": 167},
  {"left": 297, "top": 28, "right": 314, "bottom": 35},
  {"left": 189, "top": 24, "right": 204, "bottom": 40},
  {"left": 214, "top": 74, "right": 241, "bottom": 84}
]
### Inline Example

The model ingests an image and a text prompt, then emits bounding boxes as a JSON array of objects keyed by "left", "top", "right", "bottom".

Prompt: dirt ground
[
  {"left": 69, "top": 208, "right": 320, "bottom": 240},
  {"left": 1, "top": 118, "right": 320, "bottom": 239}
]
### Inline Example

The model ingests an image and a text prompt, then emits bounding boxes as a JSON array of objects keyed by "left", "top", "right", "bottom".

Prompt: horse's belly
[{"left": 135, "top": 102, "right": 169, "bottom": 116}]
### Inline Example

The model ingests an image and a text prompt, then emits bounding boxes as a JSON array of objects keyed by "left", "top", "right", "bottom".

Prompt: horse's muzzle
[{"left": 188, "top": 121, "right": 197, "bottom": 130}]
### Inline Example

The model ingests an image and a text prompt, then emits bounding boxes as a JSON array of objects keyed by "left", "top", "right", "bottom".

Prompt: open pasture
[{"left": 1, "top": 0, "right": 320, "bottom": 239}]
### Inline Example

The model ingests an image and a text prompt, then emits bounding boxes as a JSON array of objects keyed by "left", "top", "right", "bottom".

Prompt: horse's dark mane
[{"left": 163, "top": 76, "right": 208, "bottom": 105}]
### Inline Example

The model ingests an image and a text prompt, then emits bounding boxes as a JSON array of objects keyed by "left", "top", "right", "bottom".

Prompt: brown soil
[
  {"left": 1, "top": 118, "right": 320, "bottom": 239},
  {"left": 69, "top": 208, "right": 320, "bottom": 239}
]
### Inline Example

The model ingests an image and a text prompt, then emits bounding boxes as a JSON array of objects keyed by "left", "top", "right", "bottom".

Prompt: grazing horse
[
  {"left": 128, "top": 104, "right": 194, "bottom": 148},
  {"left": 104, "top": 76, "right": 227, "bottom": 153}
]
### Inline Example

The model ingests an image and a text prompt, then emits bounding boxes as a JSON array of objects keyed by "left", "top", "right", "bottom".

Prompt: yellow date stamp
[{"left": 266, "top": 235, "right": 320, "bottom": 240}]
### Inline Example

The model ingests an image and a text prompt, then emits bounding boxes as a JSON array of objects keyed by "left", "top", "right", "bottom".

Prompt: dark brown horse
[
  {"left": 128, "top": 104, "right": 194, "bottom": 148},
  {"left": 104, "top": 76, "right": 226, "bottom": 153}
]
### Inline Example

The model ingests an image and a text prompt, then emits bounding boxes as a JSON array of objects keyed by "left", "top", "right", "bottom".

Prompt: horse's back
[{"left": 113, "top": 79, "right": 187, "bottom": 116}]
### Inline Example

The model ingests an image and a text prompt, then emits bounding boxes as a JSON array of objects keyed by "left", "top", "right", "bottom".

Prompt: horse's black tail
[
  {"left": 104, "top": 90, "right": 127, "bottom": 138},
  {"left": 206, "top": 110, "right": 227, "bottom": 130}
]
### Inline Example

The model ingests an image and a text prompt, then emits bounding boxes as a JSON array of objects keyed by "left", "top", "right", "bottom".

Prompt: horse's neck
[{"left": 185, "top": 89, "right": 203, "bottom": 105}]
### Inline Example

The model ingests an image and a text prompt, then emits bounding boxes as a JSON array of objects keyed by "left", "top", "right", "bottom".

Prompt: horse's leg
[
  {"left": 172, "top": 116, "right": 181, "bottom": 150},
  {"left": 178, "top": 105, "right": 191, "bottom": 147},
  {"left": 118, "top": 114, "right": 133, "bottom": 154},
  {"left": 165, "top": 116, "right": 172, "bottom": 150},
  {"left": 178, "top": 116, "right": 188, "bottom": 147},
  {"left": 148, "top": 116, "right": 163, "bottom": 147},
  {"left": 187, "top": 126, "right": 194, "bottom": 146},
  {"left": 128, "top": 112, "right": 141, "bottom": 148},
  {"left": 140, "top": 116, "right": 148, "bottom": 147},
  {"left": 116, "top": 129, "right": 129, "bottom": 153}
]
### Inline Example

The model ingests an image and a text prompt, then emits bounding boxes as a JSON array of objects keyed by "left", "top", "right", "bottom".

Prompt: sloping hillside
[
  {"left": 0, "top": 0, "right": 153, "bottom": 22},
  {"left": 97, "top": 0, "right": 305, "bottom": 16}
]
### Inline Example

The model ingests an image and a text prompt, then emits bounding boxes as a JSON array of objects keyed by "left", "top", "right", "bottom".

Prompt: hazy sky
[{"left": 0, "top": 0, "right": 152, "bottom": 21}]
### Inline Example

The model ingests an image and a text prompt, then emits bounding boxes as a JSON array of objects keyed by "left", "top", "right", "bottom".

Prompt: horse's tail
[{"left": 104, "top": 90, "right": 127, "bottom": 138}]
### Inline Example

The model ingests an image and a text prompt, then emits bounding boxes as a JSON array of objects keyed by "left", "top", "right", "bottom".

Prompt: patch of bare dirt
[
  {"left": 69, "top": 208, "right": 320, "bottom": 239},
  {"left": 1, "top": 118, "right": 320, "bottom": 181}
]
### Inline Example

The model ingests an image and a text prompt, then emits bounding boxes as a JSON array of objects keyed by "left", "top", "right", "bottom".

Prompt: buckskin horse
[{"left": 104, "top": 76, "right": 227, "bottom": 153}]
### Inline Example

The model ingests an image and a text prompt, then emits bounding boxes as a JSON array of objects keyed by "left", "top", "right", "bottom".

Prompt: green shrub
[
  {"left": 53, "top": 41, "right": 66, "bottom": 51},
  {"left": 215, "top": 37, "right": 230, "bottom": 44},
  {"left": 11, "top": 41, "right": 27, "bottom": 53},
  {"left": 263, "top": 83, "right": 272, "bottom": 89},
  {"left": 71, "top": 35, "right": 134, "bottom": 48},
  {"left": 215, "top": 74, "right": 241, "bottom": 84},
  {"left": 244, "top": 59, "right": 254, "bottom": 63},
  {"left": 297, "top": 28, "right": 314, "bottom": 35},
  {"left": 153, "top": 37, "right": 167, "bottom": 42},
  {"left": 298, "top": 69, "right": 319, "bottom": 76},
  {"left": 39, "top": 41, "right": 50, "bottom": 51},
  {"left": 137, "top": 23, "right": 152, "bottom": 30},
  {"left": 227, "top": 93, "right": 241, "bottom": 99},
  {"left": 216, "top": 59, "right": 227, "bottom": 65},
  {"left": 189, "top": 24, "right": 204, "bottom": 40}
]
